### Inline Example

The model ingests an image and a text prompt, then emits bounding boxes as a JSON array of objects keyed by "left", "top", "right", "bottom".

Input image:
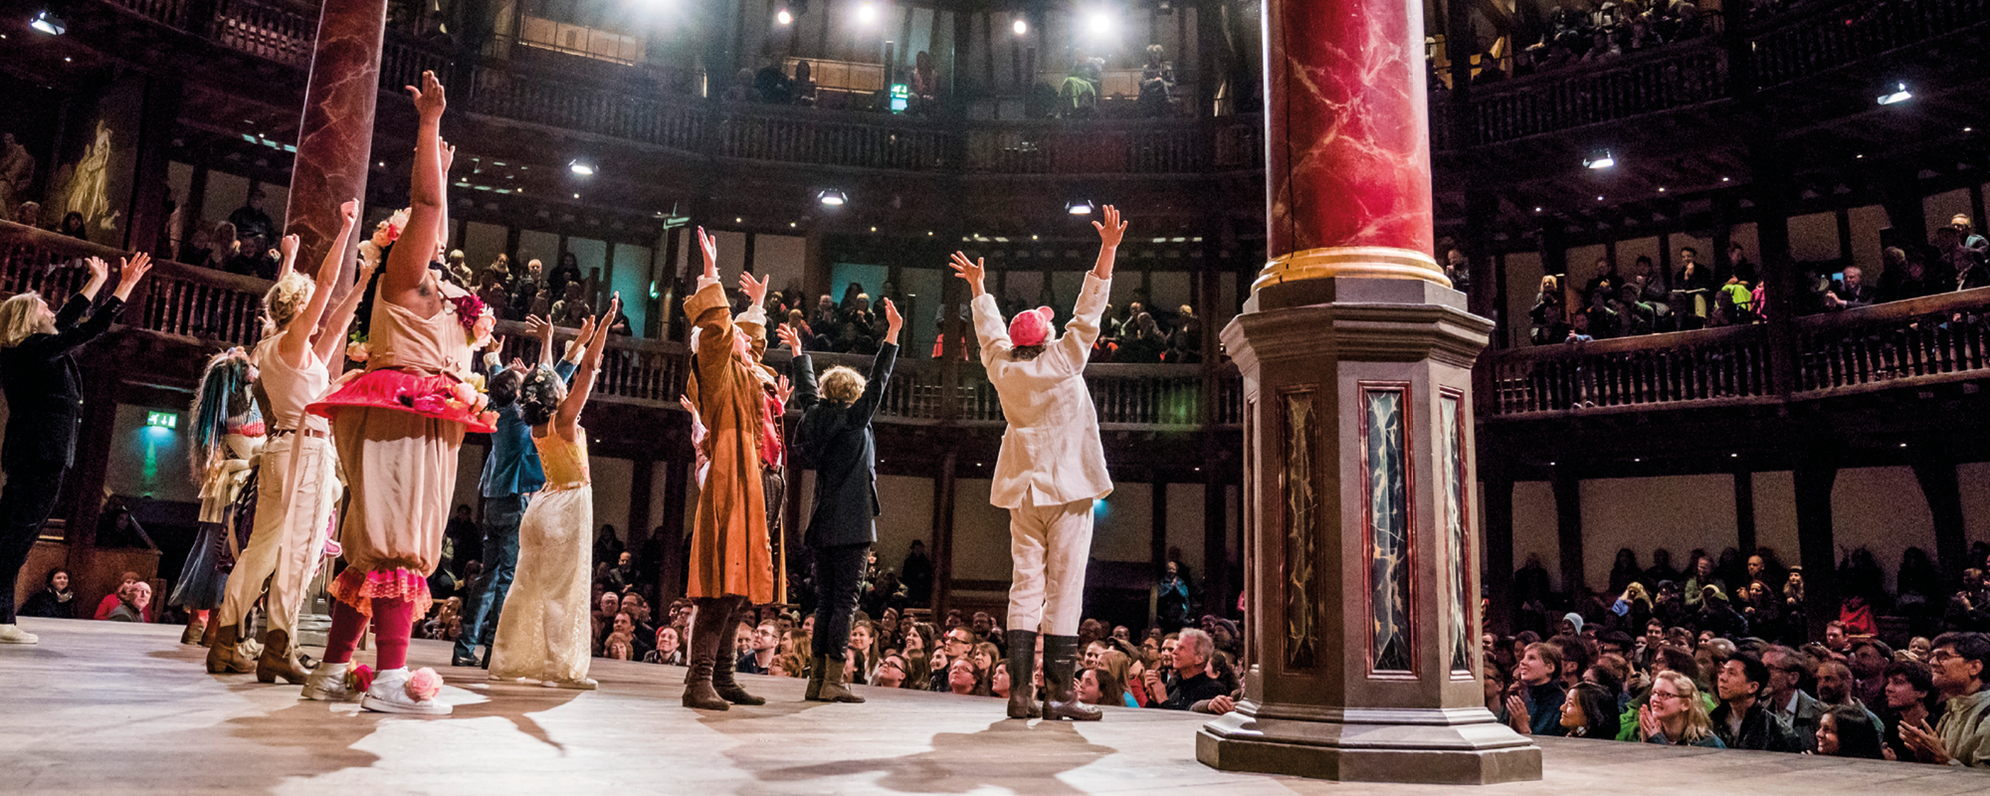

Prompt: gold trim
[{"left": 1253, "top": 246, "right": 1450, "bottom": 292}]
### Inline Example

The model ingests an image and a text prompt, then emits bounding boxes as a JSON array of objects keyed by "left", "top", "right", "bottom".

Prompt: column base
[{"left": 1196, "top": 705, "right": 1542, "bottom": 785}]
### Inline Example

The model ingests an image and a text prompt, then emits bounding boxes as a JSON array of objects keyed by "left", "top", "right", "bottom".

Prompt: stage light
[
  {"left": 569, "top": 159, "right": 596, "bottom": 176},
  {"left": 1584, "top": 150, "right": 1615, "bottom": 170},
  {"left": 776, "top": 8, "right": 793, "bottom": 25},
  {"left": 1013, "top": 17, "right": 1028, "bottom": 35},
  {"left": 1085, "top": 8, "right": 1112, "bottom": 38},
  {"left": 1877, "top": 82, "right": 1912, "bottom": 105},
  {"left": 1066, "top": 199, "right": 1094, "bottom": 215},
  {"left": 817, "top": 189, "right": 847, "bottom": 206},
  {"left": 30, "top": 10, "right": 66, "bottom": 35},
  {"left": 856, "top": 1, "right": 878, "bottom": 25}
]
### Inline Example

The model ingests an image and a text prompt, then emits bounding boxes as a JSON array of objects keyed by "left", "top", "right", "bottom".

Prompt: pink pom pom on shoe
[{"left": 405, "top": 667, "right": 443, "bottom": 702}]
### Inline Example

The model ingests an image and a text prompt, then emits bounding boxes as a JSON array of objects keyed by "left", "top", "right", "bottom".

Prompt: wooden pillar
[
  {"left": 1734, "top": 470, "right": 1757, "bottom": 556},
  {"left": 657, "top": 458, "right": 690, "bottom": 602},
  {"left": 628, "top": 456, "right": 654, "bottom": 570},
  {"left": 1482, "top": 476, "right": 1516, "bottom": 634},
  {"left": 126, "top": 76, "right": 184, "bottom": 257},
  {"left": 931, "top": 448, "right": 958, "bottom": 615},
  {"left": 1911, "top": 458, "right": 1968, "bottom": 582},
  {"left": 60, "top": 360, "right": 122, "bottom": 610},
  {"left": 1151, "top": 477, "right": 1170, "bottom": 575},
  {"left": 1793, "top": 464, "right": 1837, "bottom": 641},
  {"left": 283, "top": 0, "right": 389, "bottom": 281},
  {"left": 1751, "top": 150, "right": 1799, "bottom": 396},
  {"left": 1551, "top": 468, "right": 1585, "bottom": 597},
  {"left": 1202, "top": 463, "right": 1228, "bottom": 621}
]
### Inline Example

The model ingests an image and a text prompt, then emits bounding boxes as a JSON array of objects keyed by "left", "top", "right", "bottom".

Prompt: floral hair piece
[{"left": 379, "top": 208, "right": 410, "bottom": 246}]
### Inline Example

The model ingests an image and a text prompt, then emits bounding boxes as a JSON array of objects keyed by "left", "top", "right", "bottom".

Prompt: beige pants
[
  {"left": 1005, "top": 498, "right": 1094, "bottom": 636},
  {"left": 216, "top": 435, "right": 340, "bottom": 638}
]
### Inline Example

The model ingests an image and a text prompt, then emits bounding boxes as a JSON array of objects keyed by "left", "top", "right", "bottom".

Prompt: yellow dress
[{"left": 489, "top": 427, "right": 593, "bottom": 684}]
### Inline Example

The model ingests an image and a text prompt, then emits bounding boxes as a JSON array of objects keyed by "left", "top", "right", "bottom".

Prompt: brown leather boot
[
  {"left": 804, "top": 654, "right": 827, "bottom": 701},
  {"left": 817, "top": 653, "right": 865, "bottom": 704},
  {"left": 681, "top": 597, "right": 730, "bottom": 710},
  {"left": 256, "top": 629, "right": 312, "bottom": 684},
  {"left": 711, "top": 597, "right": 764, "bottom": 706},
  {"left": 205, "top": 622, "right": 255, "bottom": 674}
]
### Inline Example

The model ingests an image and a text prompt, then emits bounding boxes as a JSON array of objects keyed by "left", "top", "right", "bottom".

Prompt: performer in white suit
[{"left": 950, "top": 204, "right": 1125, "bottom": 721}]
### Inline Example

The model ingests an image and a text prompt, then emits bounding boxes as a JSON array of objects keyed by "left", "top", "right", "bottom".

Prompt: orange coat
[{"left": 684, "top": 281, "right": 775, "bottom": 602}]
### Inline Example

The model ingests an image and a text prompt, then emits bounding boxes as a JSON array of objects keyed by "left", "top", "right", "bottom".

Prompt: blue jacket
[{"left": 479, "top": 356, "right": 576, "bottom": 497}]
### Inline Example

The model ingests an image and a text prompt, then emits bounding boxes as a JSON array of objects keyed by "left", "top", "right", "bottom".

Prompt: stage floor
[{"left": 3, "top": 618, "right": 1988, "bottom": 795}]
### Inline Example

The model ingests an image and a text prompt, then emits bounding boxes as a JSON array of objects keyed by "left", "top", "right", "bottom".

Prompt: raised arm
[
  {"left": 37, "top": 254, "right": 151, "bottom": 357},
  {"left": 73, "top": 256, "right": 110, "bottom": 308},
  {"left": 779, "top": 323, "right": 817, "bottom": 412},
  {"left": 557, "top": 294, "right": 618, "bottom": 438},
  {"left": 1089, "top": 204, "right": 1124, "bottom": 280},
  {"left": 526, "top": 314, "right": 556, "bottom": 367},
  {"left": 314, "top": 243, "right": 381, "bottom": 366},
  {"left": 281, "top": 201, "right": 357, "bottom": 365},
  {"left": 850, "top": 298, "right": 901, "bottom": 425},
  {"left": 380, "top": 71, "right": 448, "bottom": 306},
  {"left": 277, "top": 233, "right": 301, "bottom": 280}
]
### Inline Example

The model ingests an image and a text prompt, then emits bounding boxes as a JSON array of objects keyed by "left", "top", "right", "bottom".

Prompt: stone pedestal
[
  {"left": 283, "top": 0, "right": 389, "bottom": 280},
  {"left": 1198, "top": 280, "right": 1539, "bottom": 784},
  {"left": 1197, "top": 0, "right": 1539, "bottom": 781}
]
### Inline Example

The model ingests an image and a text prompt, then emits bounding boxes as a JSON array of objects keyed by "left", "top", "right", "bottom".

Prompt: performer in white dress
[
  {"left": 489, "top": 296, "right": 617, "bottom": 689},
  {"left": 950, "top": 204, "right": 1124, "bottom": 721}
]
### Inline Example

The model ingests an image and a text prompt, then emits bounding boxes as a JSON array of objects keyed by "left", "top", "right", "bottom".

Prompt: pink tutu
[
  {"left": 307, "top": 368, "right": 497, "bottom": 434},
  {"left": 330, "top": 567, "right": 433, "bottom": 618}
]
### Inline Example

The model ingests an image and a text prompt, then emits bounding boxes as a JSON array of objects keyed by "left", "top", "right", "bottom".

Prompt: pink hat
[{"left": 1008, "top": 306, "right": 1054, "bottom": 347}]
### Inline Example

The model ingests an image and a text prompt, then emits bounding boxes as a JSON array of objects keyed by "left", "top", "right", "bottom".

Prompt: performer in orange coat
[{"left": 680, "top": 227, "right": 784, "bottom": 710}]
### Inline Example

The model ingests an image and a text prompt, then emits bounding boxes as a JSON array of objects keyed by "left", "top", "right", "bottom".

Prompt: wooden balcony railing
[
  {"left": 1749, "top": 0, "right": 1990, "bottom": 90},
  {"left": 1467, "top": 42, "right": 1729, "bottom": 146},
  {"left": 1488, "top": 287, "right": 1990, "bottom": 417}
]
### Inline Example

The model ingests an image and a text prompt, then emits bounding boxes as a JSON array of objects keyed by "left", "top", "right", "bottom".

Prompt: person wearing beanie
[{"left": 950, "top": 204, "right": 1126, "bottom": 722}]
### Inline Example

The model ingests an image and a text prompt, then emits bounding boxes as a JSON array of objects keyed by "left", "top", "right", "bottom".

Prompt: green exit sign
[{"left": 146, "top": 410, "right": 177, "bottom": 429}]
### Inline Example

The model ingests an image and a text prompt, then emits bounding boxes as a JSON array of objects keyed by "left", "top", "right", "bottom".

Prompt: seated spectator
[
  {"left": 1815, "top": 659, "right": 1886, "bottom": 732},
  {"left": 1155, "top": 628, "right": 1228, "bottom": 710},
  {"left": 1560, "top": 681, "right": 1621, "bottom": 739},
  {"left": 20, "top": 568, "right": 76, "bottom": 619},
  {"left": 102, "top": 580, "right": 154, "bottom": 623},
  {"left": 1501, "top": 641, "right": 1568, "bottom": 736},
  {"left": 1696, "top": 586, "right": 1749, "bottom": 639},
  {"left": 1640, "top": 670, "right": 1726, "bottom": 747},
  {"left": 1849, "top": 638, "right": 1894, "bottom": 711},
  {"left": 1816, "top": 704, "right": 1888, "bottom": 760},
  {"left": 1882, "top": 658, "right": 1942, "bottom": 761},
  {"left": 1529, "top": 276, "right": 1569, "bottom": 345},
  {"left": 1946, "top": 568, "right": 1990, "bottom": 632},
  {"left": 1078, "top": 665, "right": 1132, "bottom": 708},
  {"left": 1821, "top": 266, "right": 1878, "bottom": 310},
  {"left": 92, "top": 572, "right": 143, "bottom": 620},
  {"left": 603, "top": 631, "right": 635, "bottom": 660},
  {"left": 1711, "top": 652, "right": 1805, "bottom": 752},
  {"left": 945, "top": 657, "right": 979, "bottom": 696},
  {"left": 1879, "top": 246, "right": 1940, "bottom": 303},
  {"left": 642, "top": 625, "right": 683, "bottom": 665},
  {"left": 1899, "top": 631, "right": 1990, "bottom": 767},
  {"left": 1763, "top": 645, "right": 1826, "bottom": 751},
  {"left": 877, "top": 653, "right": 910, "bottom": 689}
]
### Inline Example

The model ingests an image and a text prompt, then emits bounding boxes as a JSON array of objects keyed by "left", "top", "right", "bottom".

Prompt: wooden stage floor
[{"left": 3, "top": 618, "right": 1989, "bottom": 795}]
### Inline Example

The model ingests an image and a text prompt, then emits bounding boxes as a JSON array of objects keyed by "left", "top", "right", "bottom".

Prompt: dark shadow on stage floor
[
  {"left": 450, "top": 682, "right": 587, "bottom": 753},
  {"left": 223, "top": 698, "right": 385, "bottom": 782},
  {"left": 747, "top": 718, "right": 1117, "bottom": 794}
]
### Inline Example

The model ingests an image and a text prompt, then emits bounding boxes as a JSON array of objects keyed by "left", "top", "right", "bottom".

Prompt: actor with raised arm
[
  {"left": 783, "top": 297, "right": 900, "bottom": 703},
  {"left": 490, "top": 296, "right": 618, "bottom": 690},
  {"left": 949, "top": 204, "right": 1124, "bottom": 721},
  {"left": 301, "top": 72, "right": 497, "bottom": 715},
  {"left": 679, "top": 228, "right": 782, "bottom": 710},
  {"left": 0, "top": 251, "right": 151, "bottom": 645}
]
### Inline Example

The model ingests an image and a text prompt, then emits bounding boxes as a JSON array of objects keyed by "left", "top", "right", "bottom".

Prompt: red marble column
[
  {"left": 1259, "top": 0, "right": 1441, "bottom": 293},
  {"left": 283, "top": 0, "right": 389, "bottom": 280}
]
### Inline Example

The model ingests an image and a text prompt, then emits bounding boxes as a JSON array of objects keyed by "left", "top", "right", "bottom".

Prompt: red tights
[{"left": 322, "top": 597, "right": 416, "bottom": 670}]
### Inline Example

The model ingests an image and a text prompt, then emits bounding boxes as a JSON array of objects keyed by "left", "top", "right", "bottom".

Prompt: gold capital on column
[{"left": 1253, "top": 246, "right": 1450, "bottom": 293}]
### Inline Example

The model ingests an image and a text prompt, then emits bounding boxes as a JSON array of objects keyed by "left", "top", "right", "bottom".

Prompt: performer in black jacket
[
  {"left": 0, "top": 252, "right": 152, "bottom": 645},
  {"left": 780, "top": 297, "right": 899, "bottom": 703}
]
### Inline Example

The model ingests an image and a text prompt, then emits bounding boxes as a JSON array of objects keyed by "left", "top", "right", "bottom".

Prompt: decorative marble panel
[
  {"left": 1281, "top": 390, "right": 1319, "bottom": 671},
  {"left": 1442, "top": 392, "right": 1473, "bottom": 675},
  {"left": 1363, "top": 385, "right": 1413, "bottom": 675}
]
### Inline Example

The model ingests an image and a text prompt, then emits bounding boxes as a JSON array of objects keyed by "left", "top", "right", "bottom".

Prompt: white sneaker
[
  {"left": 0, "top": 624, "right": 37, "bottom": 644},
  {"left": 541, "top": 677, "right": 598, "bottom": 690},
  {"left": 301, "top": 661, "right": 360, "bottom": 702},
  {"left": 360, "top": 667, "right": 451, "bottom": 715}
]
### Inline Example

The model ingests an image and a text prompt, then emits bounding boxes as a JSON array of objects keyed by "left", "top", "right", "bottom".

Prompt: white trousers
[
  {"left": 1006, "top": 498, "right": 1094, "bottom": 636},
  {"left": 217, "top": 435, "right": 340, "bottom": 638}
]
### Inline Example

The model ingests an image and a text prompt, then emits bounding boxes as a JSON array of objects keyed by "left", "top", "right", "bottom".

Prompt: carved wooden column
[
  {"left": 1196, "top": 0, "right": 1540, "bottom": 783},
  {"left": 283, "top": 0, "right": 389, "bottom": 281}
]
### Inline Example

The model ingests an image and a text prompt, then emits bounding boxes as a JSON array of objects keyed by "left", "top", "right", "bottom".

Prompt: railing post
[{"left": 1751, "top": 147, "right": 1800, "bottom": 397}]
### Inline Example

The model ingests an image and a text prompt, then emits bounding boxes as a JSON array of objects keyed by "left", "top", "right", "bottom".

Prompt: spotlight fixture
[
  {"left": 30, "top": 9, "right": 66, "bottom": 35},
  {"left": 1085, "top": 8, "right": 1112, "bottom": 38},
  {"left": 817, "top": 188, "right": 847, "bottom": 207},
  {"left": 1066, "top": 199, "right": 1095, "bottom": 215},
  {"left": 568, "top": 159, "right": 596, "bottom": 176},
  {"left": 856, "top": 1, "right": 878, "bottom": 25},
  {"left": 1877, "top": 82, "right": 1912, "bottom": 106},
  {"left": 1583, "top": 150, "right": 1615, "bottom": 170},
  {"left": 1013, "top": 17, "right": 1028, "bottom": 36},
  {"left": 776, "top": 7, "right": 793, "bottom": 25}
]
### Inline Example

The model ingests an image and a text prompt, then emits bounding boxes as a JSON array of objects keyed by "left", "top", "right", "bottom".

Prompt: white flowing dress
[{"left": 489, "top": 426, "right": 594, "bottom": 684}]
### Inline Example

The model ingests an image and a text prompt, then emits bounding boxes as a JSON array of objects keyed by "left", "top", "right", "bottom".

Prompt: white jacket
[{"left": 971, "top": 273, "right": 1114, "bottom": 509}]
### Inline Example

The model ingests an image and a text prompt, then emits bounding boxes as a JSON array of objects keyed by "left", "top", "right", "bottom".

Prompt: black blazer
[
  {"left": 789, "top": 343, "right": 896, "bottom": 549},
  {"left": 0, "top": 294, "right": 124, "bottom": 472}
]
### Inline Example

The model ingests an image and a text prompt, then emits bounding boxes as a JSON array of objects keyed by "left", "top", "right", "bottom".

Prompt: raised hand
[
  {"left": 678, "top": 394, "right": 697, "bottom": 415},
  {"left": 525, "top": 314, "right": 554, "bottom": 342},
  {"left": 738, "top": 271, "right": 769, "bottom": 308},
  {"left": 777, "top": 323, "right": 804, "bottom": 355},
  {"left": 84, "top": 256, "right": 109, "bottom": 287},
  {"left": 948, "top": 251, "right": 986, "bottom": 297},
  {"left": 340, "top": 199, "right": 359, "bottom": 225},
  {"left": 1093, "top": 204, "right": 1126, "bottom": 248},
  {"left": 881, "top": 297, "right": 903, "bottom": 345},
  {"left": 773, "top": 374, "right": 793, "bottom": 406},
  {"left": 1637, "top": 703, "right": 1660, "bottom": 740},
  {"left": 279, "top": 234, "right": 300, "bottom": 267},
  {"left": 112, "top": 252, "right": 153, "bottom": 300},
  {"left": 408, "top": 71, "right": 447, "bottom": 120},
  {"left": 696, "top": 227, "right": 719, "bottom": 286},
  {"left": 439, "top": 140, "right": 457, "bottom": 174}
]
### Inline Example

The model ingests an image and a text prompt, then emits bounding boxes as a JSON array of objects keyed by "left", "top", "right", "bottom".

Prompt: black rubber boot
[
  {"left": 1041, "top": 635, "right": 1101, "bottom": 721},
  {"left": 1005, "top": 629, "right": 1041, "bottom": 719}
]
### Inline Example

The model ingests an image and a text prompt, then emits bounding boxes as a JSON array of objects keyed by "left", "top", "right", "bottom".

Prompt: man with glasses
[
  {"left": 1900, "top": 632, "right": 1990, "bottom": 767},
  {"left": 1761, "top": 645, "right": 1825, "bottom": 751}
]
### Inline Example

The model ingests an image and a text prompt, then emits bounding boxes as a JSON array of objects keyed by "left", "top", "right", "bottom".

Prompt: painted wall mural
[
  {"left": 1442, "top": 393, "right": 1473, "bottom": 674},
  {"left": 1282, "top": 390, "right": 1318, "bottom": 671},
  {"left": 1364, "top": 385, "right": 1413, "bottom": 674}
]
